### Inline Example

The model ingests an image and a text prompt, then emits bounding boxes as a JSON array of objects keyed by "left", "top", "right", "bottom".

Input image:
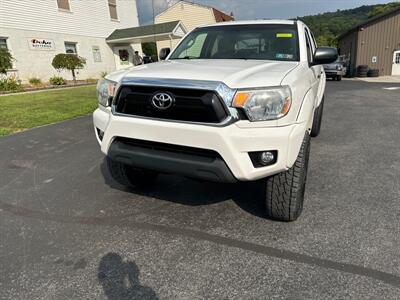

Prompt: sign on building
[{"left": 28, "top": 38, "right": 55, "bottom": 51}]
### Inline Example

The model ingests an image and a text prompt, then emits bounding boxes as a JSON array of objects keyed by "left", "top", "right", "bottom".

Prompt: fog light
[
  {"left": 249, "top": 150, "right": 277, "bottom": 168},
  {"left": 260, "top": 151, "right": 275, "bottom": 165}
]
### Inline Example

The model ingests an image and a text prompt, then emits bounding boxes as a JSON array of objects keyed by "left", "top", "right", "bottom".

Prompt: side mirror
[
  {"left": 312, "top": 47, "right": 338, "bottom": 65},
  {"left": 159, "top": 48, "right": 171, "bottom": 61}
]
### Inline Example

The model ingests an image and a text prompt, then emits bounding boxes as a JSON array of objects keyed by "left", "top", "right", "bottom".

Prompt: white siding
[
  {"left": 0, "top": 0, "right": 139, "bottom": 38},
  {"left": 155, "top": 1, "right": 216, "bottom": 56},
  {"left": 0, "top": 27, "right": 118, "bottom": 81},
  {"left": 155, "top": 2, "right": 216, "bottom": 32},
  {"left": 0, "top": 0, "right": 141, "bottom": 81}
]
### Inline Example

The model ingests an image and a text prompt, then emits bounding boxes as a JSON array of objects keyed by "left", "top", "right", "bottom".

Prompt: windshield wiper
[{"left": 172, "top": 56, "right": 197, "bottom": 60}]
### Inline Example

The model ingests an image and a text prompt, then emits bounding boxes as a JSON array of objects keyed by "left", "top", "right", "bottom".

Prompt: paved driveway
[{"left": 1, "top": 80, "right": 399, "bottom": 299}]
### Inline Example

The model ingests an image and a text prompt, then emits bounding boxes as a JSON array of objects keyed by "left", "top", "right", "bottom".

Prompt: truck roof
[{"left": 198, "top": 19, "right": 298, "bottom": 28}]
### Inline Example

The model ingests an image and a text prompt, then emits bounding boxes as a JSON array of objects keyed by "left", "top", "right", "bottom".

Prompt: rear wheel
[
  {"left": 310, "top": 96, "right": 324, "bottom": 138},
  {"left": 265, "top": 133, "right": 310, "bottom": 222},
  {"left": 106, "top": 157, "right": 158, "bottom": 189}
]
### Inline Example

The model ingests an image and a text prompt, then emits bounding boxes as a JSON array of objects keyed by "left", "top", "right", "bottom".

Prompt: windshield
[{"left": 170, "top": 24, "right": 299, "bottom": 61}]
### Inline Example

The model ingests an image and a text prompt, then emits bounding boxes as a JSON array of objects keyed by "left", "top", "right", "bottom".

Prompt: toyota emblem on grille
[{"left": 152, "top": 92, "right": 174, "bottom": 110}]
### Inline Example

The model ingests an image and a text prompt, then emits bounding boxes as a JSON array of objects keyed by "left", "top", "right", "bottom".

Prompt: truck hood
[{"left": 107, "top": 59, "right": 299, "bottom": 89}]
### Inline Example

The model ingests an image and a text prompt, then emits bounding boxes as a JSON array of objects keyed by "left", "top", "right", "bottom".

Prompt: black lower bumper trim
[{"left": 108, "top": 138, "right": 237, "bottom": 183}]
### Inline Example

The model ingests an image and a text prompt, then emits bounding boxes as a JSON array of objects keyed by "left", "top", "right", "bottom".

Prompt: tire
[
  {"left": 265, "top": 133, "right": 311, "bottom": 222},
  {"left": 357, "top": 65, "right": 368, "bottom": 72},
  {"left": 367, "top": 69, "right": 379, "bottom": 77},
  {"left": 310, "top": 96, "right": 324, "bottom": 138},
  {"left": 106, "top": 157, "right": 158, "bottom": 188},
  {"left": 357, "top": 65, "right": 369, "bottom": 77},
  {"left": 337, "top": 75, "right": 342, "bottom": 81}
]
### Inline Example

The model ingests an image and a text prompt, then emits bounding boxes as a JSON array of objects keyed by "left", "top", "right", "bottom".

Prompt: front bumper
[
  {"left": 325, "top": 70, "right": 346, "bottom": 76},
  {"left": 93, "top": 107, "right": 307, "bottom": 181}
]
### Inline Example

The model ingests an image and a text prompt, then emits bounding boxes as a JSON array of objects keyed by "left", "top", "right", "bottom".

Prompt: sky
[{"left": 136, "top": 0, "right": 393, "bottom": 25}]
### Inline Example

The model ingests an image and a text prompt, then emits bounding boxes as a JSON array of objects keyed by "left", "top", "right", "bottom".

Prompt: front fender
[{"left": 297, "top": 88, "right": 315, "bottom": 130}]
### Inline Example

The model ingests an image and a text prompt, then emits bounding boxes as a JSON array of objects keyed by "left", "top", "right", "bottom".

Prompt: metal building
[{"left": 338, "top": 7, "right": 400, "bottom": 76}]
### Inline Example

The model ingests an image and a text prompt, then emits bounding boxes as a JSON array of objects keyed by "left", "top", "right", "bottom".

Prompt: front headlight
[
  {"left": 96, "top": 79, "right": 117, "bottom": 107},
  {"left": 336, "top": 65, "right": 343, "bottom": 71},
  {"left": 232, "top": 86, "right": 292, "bottom": 121}
]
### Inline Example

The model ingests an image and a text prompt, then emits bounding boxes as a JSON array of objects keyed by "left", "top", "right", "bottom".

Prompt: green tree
[
  {"left": 142, "top": 42, "right": 158, "bottom": 62},
  {"left": 0, "top": 48, "right": 13, "bottom": 74},
  {"left": 368, "top": 2, "right": 400, "bottom": 18},
  {"left": 299, "top": 2, "right": 400, "bottom": 49},
  {"left": 52, "top": 53, "right": 86, "bottom": 84}
]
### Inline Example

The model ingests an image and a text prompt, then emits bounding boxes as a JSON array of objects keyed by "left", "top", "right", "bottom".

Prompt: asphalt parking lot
[{"left": 1, "top": 79, "right": 400, "bottom": 299}]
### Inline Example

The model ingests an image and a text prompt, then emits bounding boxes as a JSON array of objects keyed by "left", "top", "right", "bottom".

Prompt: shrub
[
  {"left": 52, "top": 54, "right": 86, "bottom": 83},
  {"left": 100, "top": 71, "right": 108, "bottom": 78},
  {"left": 0, "top": 76, "right": 23, "bottom": 92},
  {"left": 85, "top": 78, "right": 97, "bottom": 84},
  {"left": 28, "top": 77, "right": 42, "bottom": 86},
  {"left": 0, "top": 49, "right": 14, "bottom": 74},
  {"left": 49, "top": 76, "right": 66, "bottom": 86}
]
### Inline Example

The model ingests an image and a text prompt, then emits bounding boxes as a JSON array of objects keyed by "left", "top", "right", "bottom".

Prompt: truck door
[{"left": 305, "top": 28, "right": 325, "bottom": 107}]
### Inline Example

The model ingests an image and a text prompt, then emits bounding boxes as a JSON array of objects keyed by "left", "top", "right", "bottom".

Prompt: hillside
[{"left": 299, "top": 2, "right": 400, "bottom": 46}]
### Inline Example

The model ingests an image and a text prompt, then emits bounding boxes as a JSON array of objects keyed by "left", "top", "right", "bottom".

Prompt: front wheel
[
  {"left": 265, "top": 133, "right": 310, "bottom": 222},
  {"left": 106, "top": 157, "right": 158, "bottom": 189}
]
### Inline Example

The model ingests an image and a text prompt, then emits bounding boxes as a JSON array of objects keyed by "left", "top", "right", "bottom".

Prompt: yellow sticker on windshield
[{"left": 276, "top": 33, "right": 293, "bottom": 38}]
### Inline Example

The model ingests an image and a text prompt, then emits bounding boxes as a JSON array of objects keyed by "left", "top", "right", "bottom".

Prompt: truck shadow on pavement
[
  {"left": 98, "top": 252, "right": 158, "bottom": 300},
  {"left": 100, "top": 159, "right": 268, "bottom": 219}
]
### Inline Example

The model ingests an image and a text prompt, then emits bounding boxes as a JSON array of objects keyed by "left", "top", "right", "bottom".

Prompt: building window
[
  {"left": 57, "top": 0, "right": 70, "bottom": 11},
  {"left": 92, "top": 46, "right": 102, "bottom": 62},
  {"left": 65, "top": 42, "right": 77, "bottom": 54},
  {"left": 396, "top": 53, "right": 400, "bottom": 64},
  {"left": 0, "top": 38, "right": 8, "bottom": 50},
  {"left": 108, "top": 0, "right": 118, "bottom": 20}
]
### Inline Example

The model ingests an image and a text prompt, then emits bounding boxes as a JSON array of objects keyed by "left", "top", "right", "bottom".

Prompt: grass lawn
[{"left": 0, "top": 86, "right": 97, "bottom": 136}]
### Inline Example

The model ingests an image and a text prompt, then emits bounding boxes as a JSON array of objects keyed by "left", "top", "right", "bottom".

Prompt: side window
[
  {"left": 304, "top": 33, "right": 313, "bottom": 63},
  {"left": 310, "top": 31, "right": 318, "bottom": 49},
  {"left": 305, "top": 29, "right": 316, "bottom": 53}
]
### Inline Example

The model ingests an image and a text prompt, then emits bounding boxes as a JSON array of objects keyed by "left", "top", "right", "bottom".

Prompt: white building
[{"left": 0, "top": 0, "right": 142, "bottom": 82}]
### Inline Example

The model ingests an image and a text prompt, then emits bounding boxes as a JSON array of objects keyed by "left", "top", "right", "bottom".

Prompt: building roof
[
  {"left": 106, "top": 21, "right": 181, "bottom": 41},
  {"left": 156, "top": 1, "right": 234, "bottom": 22},
  {"left": 338, "top": 6, "right": 400, "bottom": 40},
  {"left": 212, "top": 8, "right": 234, "bottom": 22}
]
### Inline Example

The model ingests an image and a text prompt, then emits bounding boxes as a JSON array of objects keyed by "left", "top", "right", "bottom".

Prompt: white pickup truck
[{"left": 93, "top": 20, "right": 337, "bottom": 222}]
